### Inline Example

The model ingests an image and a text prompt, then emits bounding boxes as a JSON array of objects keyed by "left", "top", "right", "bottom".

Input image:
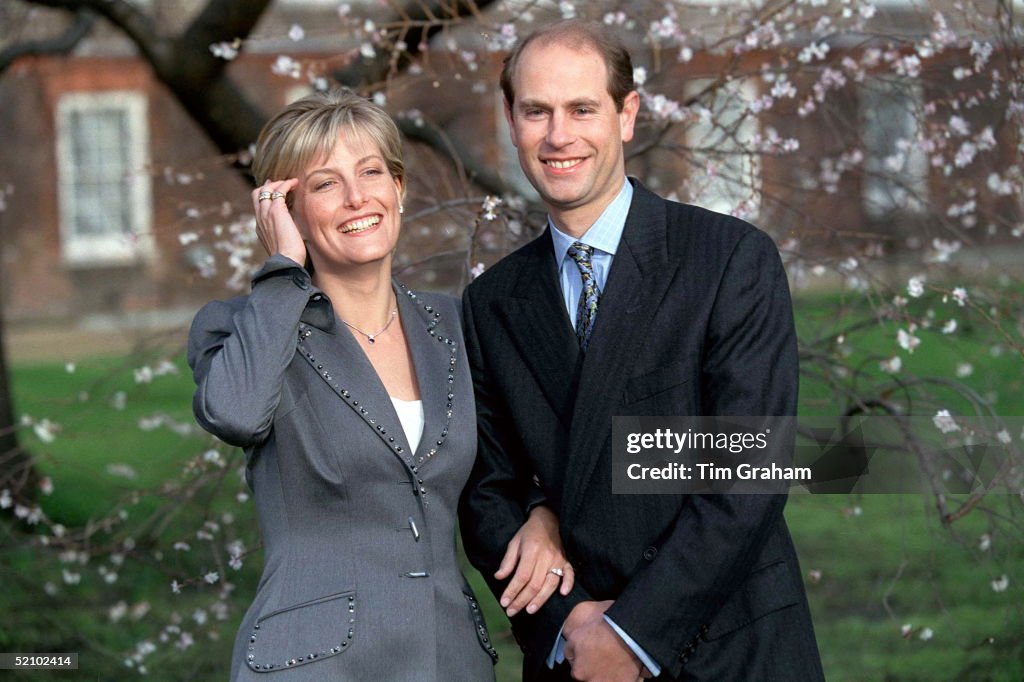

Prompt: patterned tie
[{"left": 567, "top": 242, "right": 600, "bottom": 351}]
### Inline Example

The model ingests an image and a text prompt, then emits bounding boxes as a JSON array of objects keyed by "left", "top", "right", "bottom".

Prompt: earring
[{"left": 399, "top": 203, "right": 404, "bottom": 215}]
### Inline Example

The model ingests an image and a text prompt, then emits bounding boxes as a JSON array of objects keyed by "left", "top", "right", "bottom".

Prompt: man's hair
[
  {"left": 500, "top": 19, "right": 635, "bottom": 112},
  {"left": 252, "top": 88, "right": 405, "bottom": 204}
]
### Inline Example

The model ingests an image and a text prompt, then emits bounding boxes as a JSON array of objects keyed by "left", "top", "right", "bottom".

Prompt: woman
[{"left": 188, "top": 89, "right": 572, "bottom": 681}]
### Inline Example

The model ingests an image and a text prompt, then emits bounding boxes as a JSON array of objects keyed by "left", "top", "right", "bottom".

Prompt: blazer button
[
  {"left": 292, "top": 274, "right": 309, "bottom": 290},
  {"left": 642, "top": 546, "right": 658, "bottom": 561}
]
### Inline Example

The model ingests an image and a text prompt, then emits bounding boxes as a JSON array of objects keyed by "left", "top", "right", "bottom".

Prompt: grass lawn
[{"left": 3, "top": 290, "right": 1022, "bottom": 680}]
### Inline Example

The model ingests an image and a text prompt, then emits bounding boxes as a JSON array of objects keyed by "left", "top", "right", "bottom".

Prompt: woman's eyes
[{"left": 314, "top": 169, "right": 384, "bottom": 190}]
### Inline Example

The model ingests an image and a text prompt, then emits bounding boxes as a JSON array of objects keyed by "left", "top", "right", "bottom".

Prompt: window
[
  {"left": 860, "top": 79, "right": 928, "bottom": 217},
  {"left": 684, "top": 79, "right": 761, "bottom": 219},
  {"left": 56, "top": 91, "right": 153, "bottom": 266}
]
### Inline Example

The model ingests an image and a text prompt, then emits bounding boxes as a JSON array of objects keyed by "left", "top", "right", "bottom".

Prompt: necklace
[{"left": 341, "top": 303, "right": 397, "bottom": 344}]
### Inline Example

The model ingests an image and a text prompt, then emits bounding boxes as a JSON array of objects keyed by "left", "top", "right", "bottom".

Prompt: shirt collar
[{"left": 549, "top": 178, "right": 633, "bottom": 264}]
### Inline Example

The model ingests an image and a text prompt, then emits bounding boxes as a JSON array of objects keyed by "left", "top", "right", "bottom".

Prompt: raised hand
[
  {"left": 495, "top": 505, "right": 576, "bottom": 617},
  {"left": 252, "top": 178, "right": 306, "bottom": 265}
]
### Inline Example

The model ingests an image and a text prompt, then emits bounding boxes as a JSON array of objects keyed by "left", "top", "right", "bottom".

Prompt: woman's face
[{"left": 291, "top": 130, "right": 403, "bottom": 274}]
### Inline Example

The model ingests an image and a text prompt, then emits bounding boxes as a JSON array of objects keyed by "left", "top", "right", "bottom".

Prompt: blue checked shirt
[{"left": 545, "top": 178, "right": 662, "bottom": 677}]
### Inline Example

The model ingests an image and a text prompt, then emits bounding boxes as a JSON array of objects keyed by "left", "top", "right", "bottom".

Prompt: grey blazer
[{"left": 188, "top": 255, "right": 497, "bottom": 681}]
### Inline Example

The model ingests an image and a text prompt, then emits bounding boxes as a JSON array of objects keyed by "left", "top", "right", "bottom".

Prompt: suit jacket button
[
  {"left": 292, "top": 274, "right": 309, "bottom": 290},
  {"left": 642, "top": 546, "right": 658, "bottom": 561}
]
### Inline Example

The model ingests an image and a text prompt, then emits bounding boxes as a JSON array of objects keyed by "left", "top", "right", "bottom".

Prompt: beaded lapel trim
[{"left": 295, "top": 285, "right": 457, "bottom": 475}]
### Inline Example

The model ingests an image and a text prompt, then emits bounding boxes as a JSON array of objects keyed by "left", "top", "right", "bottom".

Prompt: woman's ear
[{"left": 394, "top": 176, "right": 405, "bottom": 215}]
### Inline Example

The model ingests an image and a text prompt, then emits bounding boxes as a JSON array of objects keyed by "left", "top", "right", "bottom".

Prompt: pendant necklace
[{"left": 341, "top": 302, "right": 397, "bottom": 344}]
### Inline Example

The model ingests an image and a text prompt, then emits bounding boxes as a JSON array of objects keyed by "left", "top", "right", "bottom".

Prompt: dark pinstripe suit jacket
[{"left": 460, "top": 180, "right": 825, "bottom": 681}]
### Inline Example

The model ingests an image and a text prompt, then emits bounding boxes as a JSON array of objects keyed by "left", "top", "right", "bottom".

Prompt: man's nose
[{"left": 545, "top": 111, "right": 575, "bottom": 148}]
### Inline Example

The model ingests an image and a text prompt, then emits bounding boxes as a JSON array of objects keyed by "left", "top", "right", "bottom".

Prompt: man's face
[{"left": 505, "top": 41, "right": 638, "bottom": 226}]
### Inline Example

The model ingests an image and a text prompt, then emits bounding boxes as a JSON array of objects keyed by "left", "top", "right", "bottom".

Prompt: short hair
[
  {"left": 252, "top": 88, "right": 405, "bottom": 202},
  {"left": 500, "top": 19, "right": 635, "bottom": 112}
]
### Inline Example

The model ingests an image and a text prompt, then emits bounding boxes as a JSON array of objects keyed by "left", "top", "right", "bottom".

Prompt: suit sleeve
[
  {"left": 604, "top": 229, "right": 798, "bottom": 678},
  {"left": 188, "top": 255, "right": 313, "bottom": 448},
  {"left": 458, "top": 284, "right": 592, "bottom": 659}
]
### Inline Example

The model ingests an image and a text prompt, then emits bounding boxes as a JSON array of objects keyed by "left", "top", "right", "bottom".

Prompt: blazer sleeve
[
  {"left": 458, "top": 284, "right": 593, "bottom": 659},
  {"left": 604, "top": 229, "right": 798, "bottom": 678},
  {"left": 188, "top": 255, "right": 314, "bottom": 448}
]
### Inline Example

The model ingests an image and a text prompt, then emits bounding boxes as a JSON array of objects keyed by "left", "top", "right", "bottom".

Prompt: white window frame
[
  {"left": 56, "top": 90, "right": 153, "bottom": 267},
  {"left": 684, "top": 78, "right": 761, "bottom": 219},
  {"left": 859, "top": 79, "right": 928, "bottom": 218}
]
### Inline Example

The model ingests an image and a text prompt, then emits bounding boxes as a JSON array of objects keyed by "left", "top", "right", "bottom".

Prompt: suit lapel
[
  {"left": 295, "top": 287, "right": 415, "bottom": 470},
  {"left": 495, "top": 231, "right": 580, "bottom": 426},
  {"left": 562, "top": 183, "right": 682, "bottom": 525},
  {"left": 397, "top": 286, "right": 455, "bottom": 464}
]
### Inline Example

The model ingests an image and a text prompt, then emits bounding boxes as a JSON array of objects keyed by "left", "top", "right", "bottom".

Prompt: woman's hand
[
  {"left": 252, "top": 179, "right": 306, "bottom": 265},
  {"left": 495, "top": 505, "right": 575, "bottom": 617}
]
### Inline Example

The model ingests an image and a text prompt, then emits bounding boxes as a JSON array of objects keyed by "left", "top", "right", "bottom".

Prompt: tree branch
[
  {"left": 23, "top": 0, "right": 162, "bottom": 64},
  {"left": 398, "top": 117, "right": 510, "bottom": 197},
  {"left": 333, "top": 0, "right": 499, "bottom": 86},
  {"left": 0, "top": 7, "right": 94, "bottom": 74}
]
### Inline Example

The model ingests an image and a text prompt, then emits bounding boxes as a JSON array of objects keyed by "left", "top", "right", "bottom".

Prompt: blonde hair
[{"left": 252, "top": 89, "right": 405, "bottom": 201}]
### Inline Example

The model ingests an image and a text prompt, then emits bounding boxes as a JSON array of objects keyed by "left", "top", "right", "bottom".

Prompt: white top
[{"left": 389, "top": 396, "right": 425, "bottom": 453}]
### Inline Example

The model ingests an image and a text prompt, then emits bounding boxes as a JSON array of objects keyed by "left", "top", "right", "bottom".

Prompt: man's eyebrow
[
  {"left": 516, "top": 99, "right": 550, "bottom": 110},
  {"left": 567, "top": 98, "right": 602, "bottom": 108}
]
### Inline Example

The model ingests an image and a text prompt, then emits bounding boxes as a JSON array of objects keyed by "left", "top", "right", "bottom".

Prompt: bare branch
[
  {"left": 398, "top": 117, "right": 510, "bottom": 197},
  {"left": 333, "top": 0, "right": 500, "bottom": 86},
  {"left": 0, "top": 7, "right": 94, "bottom": 74}
]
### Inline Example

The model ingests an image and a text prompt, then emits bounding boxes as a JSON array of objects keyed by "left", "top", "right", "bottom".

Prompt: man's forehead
[{"left": 513, "top": 42, "right": 609, "bottom": 96}]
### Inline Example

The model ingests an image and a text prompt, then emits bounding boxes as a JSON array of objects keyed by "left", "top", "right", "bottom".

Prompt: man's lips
[{"left": 542, "top": 157, "right": 585, "bottom": 170}]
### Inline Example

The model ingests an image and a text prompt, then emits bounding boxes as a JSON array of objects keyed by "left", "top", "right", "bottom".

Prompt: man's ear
[
  {"left": 504, "top": 101, "right": 519, "bottom": 148},
  {"left": 619, "top": 90, "right": 640, "bottom": 144}
]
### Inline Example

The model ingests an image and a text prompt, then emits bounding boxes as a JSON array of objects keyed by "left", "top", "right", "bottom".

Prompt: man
[{"left": 459, "top": 19, "right": 824, "bottom": 682}]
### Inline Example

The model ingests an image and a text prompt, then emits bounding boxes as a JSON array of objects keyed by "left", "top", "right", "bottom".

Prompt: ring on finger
[
  {"left": 258, "top": 191, "right": 273, "bottom": 201},
  {"left": 549, "top": 567, "right": 564, "bottom": 578},
  {"left": 271, "top": 191, "right": 286, "bottom": 200}
]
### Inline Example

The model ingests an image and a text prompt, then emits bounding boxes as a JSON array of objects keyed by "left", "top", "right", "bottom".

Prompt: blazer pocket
[
  {"left": 246, "top": 590, "right": 357, "bottom": 673},
  {"left": 463, "top": 592, "right": 499, "bottom": 664},
  {"left": 622, "top": 360, "right": 694, "bottom": 404},
  {"left": 703, "top": 560, "right": 799, "bottom": 641}
]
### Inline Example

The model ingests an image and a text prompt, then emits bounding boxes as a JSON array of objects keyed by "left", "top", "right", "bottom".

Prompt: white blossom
[
  {"left": 897, "top": 329, "right": 920, "bottom": 353},
  {"left": 919, "top": 627, "right": 934, "bottom": 641},
  {"left": 952, "top": 287, "right": 968, "bottom": 307},
  {"left": 907, "top": 276, "right": 925, "bottom": 298},
  {"left": 979, "top": 533, "right": 992, "bottom": 551},
  {"left": 798, "top": 42, "right": 830, "bottom": 64},
  {"left": 949, "top": 115, "right": 970, "bottom": 136},
  {"left": 880, "top": 356, "right": 902, "bottom": 374},
  {"left": 933, "top": 409, "right": 960, "bottom": 434},
  {"left": 471, "top": 262, "right": 486, "bottom": 280},
  {"left": 633, "top": 66, "right": 647, "bottom": 86},
  {"left": 204, "top": 571, "right": 220, "bottom": 584},
  {"left": 209, "top": 41, "right": 239, "bottom": 60},
  {"left": 942, "top": 320, "right": 957, "bottom": 334},
  {"left": 33, "top": 418, "right": 59, "bottom": 443},
  {"left": 901, "top": 623, "right": 913, "bottom": 637},
  {"left": 271, "top": 55, "right": 302, "bottom": 79},
  {"left": 288, "top": 24, "right": 305, "bottom": 42},
  {"left": 956, "top": 363, "right": 974, "bottom": 378},
  {"left": 991, "top": 575, "right": 1009, "bottom": 592}
]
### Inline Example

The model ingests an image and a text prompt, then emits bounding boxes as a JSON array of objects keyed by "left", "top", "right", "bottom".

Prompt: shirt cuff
[
  {"left": 604, "top": 615, "right": 662, "bottom": 677},
  {"left": 547, "top": 624, "right": 567, "bottom": 668}
]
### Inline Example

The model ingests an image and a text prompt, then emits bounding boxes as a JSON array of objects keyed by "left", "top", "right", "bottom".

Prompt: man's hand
[{"left": 563, "top": 600, "right": 645, "bottom": 682}]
